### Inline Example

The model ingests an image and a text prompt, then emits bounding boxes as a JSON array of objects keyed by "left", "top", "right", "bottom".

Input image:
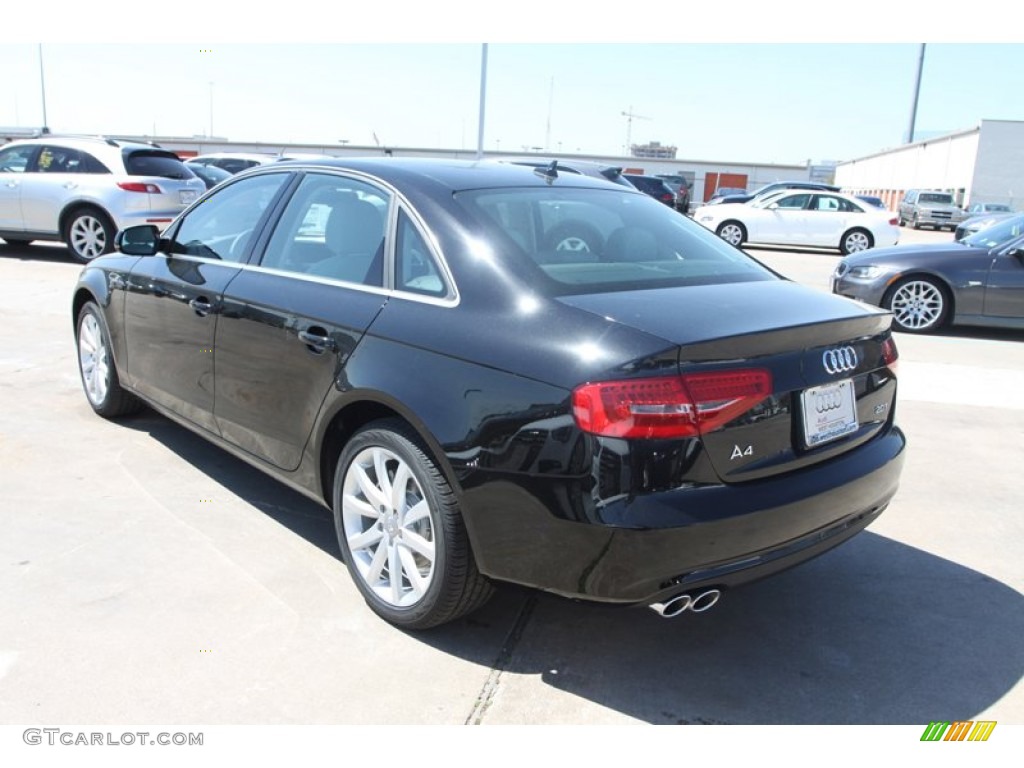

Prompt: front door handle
[{"left": 189, "top": 297, "right": 217, "bottom": 316}]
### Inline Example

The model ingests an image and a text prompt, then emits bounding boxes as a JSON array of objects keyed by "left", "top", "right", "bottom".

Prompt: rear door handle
[{"left": 298, "top": 328, "right": 337, "bottom": 353}]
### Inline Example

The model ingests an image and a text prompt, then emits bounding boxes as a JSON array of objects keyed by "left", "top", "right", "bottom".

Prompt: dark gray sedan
[{"left": 832, "top": 214, "right": 1024, "bottom": 333}]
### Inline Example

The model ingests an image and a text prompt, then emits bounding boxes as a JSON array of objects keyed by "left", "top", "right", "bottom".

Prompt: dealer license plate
[
  {"left": 802, "top": 379, "right": 858, "bottom": 448},
  {"left": 180, "top": 189, "right": 198, "bottom": 205}
]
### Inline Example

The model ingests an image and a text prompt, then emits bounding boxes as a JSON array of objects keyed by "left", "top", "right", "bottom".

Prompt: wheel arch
[
  {"left": 315, "top": 393, "right": 458, "bottom": 513},
  {"left": 60, "top": 200, "right": 116, "bottom": 235}
]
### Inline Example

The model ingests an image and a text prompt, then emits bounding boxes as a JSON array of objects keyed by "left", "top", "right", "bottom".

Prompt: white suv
[{"left": 0, "top": 136, "right": 205, "bottom": 262}]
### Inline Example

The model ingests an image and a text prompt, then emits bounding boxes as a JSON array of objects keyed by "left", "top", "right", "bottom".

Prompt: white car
[{"left": 694, "top": 189, "right": 900, "bottom": 255}]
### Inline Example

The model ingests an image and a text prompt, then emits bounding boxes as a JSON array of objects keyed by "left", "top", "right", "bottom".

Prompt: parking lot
[{"left": 0, "top": 226, "right": 1022, "bottom": 727}]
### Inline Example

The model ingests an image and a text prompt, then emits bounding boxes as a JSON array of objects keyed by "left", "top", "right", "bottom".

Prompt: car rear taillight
[
  {"left": 881, "top": 336, "right": 899, "bottom": 375},
  {"left": 572, "top": 369, "right": 772, "bottom": 439},
  {"left": 118, "top": 182, "right": 162, "bottom": 194},
  {"left": 888, "top": 217, "right": 899, "bottom": 226}
]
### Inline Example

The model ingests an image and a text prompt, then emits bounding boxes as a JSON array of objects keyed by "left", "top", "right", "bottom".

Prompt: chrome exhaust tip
[
  {"left": 689, "top": 588, "right": 721, "bottom": 613},
  {"left": 648, "top": 588, "right": 722, "bottom": 618},
  {"left": 649, "top": 593, "right": 692, "bottom": 618}
]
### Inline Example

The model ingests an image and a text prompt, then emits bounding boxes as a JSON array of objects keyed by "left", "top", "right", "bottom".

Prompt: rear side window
[
  {"left": 123, "top": 150, "right": 193, "bottom": 179},
  {"left": 259, "top": 172, "right": 390, "bottom": 286},
  {"left": 456, "top": 187, "right": 775, "bottom": 296}
]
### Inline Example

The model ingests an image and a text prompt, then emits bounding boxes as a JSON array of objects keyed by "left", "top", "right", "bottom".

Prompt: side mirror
[
  {"left": 768, "top": 203, "right": 779, "bottom": 210},
  {"left": 1007, "top": 247, "right": 1024, "bottom": 264},
  {"left": 115, "top": 225, "right": 160, "bottom": 256}
]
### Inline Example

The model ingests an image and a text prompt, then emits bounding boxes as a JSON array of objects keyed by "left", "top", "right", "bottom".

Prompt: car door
[
  {"left": 211, "top": 171, "right": 391, "bottom": 470},
  {"left": 983, "top": 237, "right": 1024, "bottom": 321},
  {"left": 0, "top": 144, "right": 39, "bottom": 231},
  {"left": 16, "top": 145, "right": 94, "bottom": 234},
  {"left": 758, "top": 192, "right": 811, "bottom": 244},
  {"left": 122, "top": 171, "right": 293, "bottom": 432},
  {"left": 805, "top": 194, "right": 852, "bottom": 246}
]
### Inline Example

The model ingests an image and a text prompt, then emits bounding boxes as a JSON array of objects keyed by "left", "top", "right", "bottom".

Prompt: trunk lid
[{"left": 560, "top": 280, "right": 898, "bottom": 482}]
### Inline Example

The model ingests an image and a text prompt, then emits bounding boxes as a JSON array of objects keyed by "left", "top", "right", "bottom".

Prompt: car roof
[
  {"left": 4, "top": 135, "right": 167, "bottom": 153},
  {"left": 258, "top": 157, "right": 639, "bottom": 193}
]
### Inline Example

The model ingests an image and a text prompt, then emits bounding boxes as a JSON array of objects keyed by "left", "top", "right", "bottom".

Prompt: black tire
[
  {"left": 882, "top": 276, "right": 950, "bottom": 334},
  {"left": 543, "top": 220, "right": 604, "bottom": 255},
  {"left": 898, "top": 215, "right": 906, "bottom": 227},
  {"left": 911, "top": 213, "right": 921, "bottom": 230},
  {"left": 75, "top": 301, "right": 142, "bottom": 418},
  {"left": 2, "top": 238, "right": 33, "bottom": 246},
  {"left": 333, "top": 419, "right": 493, "bottom": 629},
  {"left": 64, "top": 207, "right": 116, "bottom": 263},
  {"left": 716, "top": 220, "right": 747, "bottom": 247},
  {"left": 840, "top": 228, "right": 873, "bottom": 255}
]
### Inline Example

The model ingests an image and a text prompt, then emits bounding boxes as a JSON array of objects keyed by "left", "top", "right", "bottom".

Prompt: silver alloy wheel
[
  {"left": 890, "top": 280, "right": 945, "bottom": 331},
  {"left": 78, "top": 313, "right": 110, "bottom": 406},
  {"left": 341, "top": 446, "right": 436, "bottom": 607},
  {"left": 718, "top": 223, "right": 744, "bottom": 246},
  {"left": 843, "top": 230, "right": 871, "bottom": 253},
  {"left": 69, "top": 214, "right": 108, "bottom": 260}
]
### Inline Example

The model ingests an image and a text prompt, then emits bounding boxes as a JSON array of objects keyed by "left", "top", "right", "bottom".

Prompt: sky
[{"left": 2, "top": 5, "right": 1022, "bottom": 167}]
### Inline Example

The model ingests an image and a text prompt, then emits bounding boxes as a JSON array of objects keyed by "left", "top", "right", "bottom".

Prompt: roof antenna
[{"left": 533, "top": 159, "right": 558, "bottom": 185}]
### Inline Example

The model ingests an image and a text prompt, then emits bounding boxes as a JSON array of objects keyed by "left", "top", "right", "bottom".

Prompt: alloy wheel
[
  {"left": 890, "top": 280, "right": 945, "bottom": 331},
  {"left": 341, "top": 446, "right": 436, "bottom": 608},
  {"left": 70, "top": 214, "right": 108, "bottom": 260},
  {"left": 78, "top": 312, "right": 110, "bottom": 406}
]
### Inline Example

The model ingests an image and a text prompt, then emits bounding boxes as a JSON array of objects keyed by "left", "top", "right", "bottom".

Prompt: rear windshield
[
  {"left": 454, "top": 187, "right": 776, "bottom": 296},
  {"left": 123, "top": 150, "right": 194, "bottom": 179},
  {"left": 919, "top": 193, "right": 954, "bottom": 204}
]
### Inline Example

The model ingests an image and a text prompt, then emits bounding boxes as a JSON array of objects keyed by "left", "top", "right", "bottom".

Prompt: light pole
[
  {"left": 38, "top": 44, "right": 49, "bottom": 130},
  {"left": 476, "top": 44, "right": 488, "bottom": 160},
  {"left": 906, "top": 44, "right": 926, "bottom": 144}
]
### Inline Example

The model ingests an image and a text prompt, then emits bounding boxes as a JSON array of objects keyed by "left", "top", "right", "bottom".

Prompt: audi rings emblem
[
  {"left": 815, "top": 390, "right": 844, "bottom": 413},
  {"left": 822, "top": 346, "right": 858, "bottom": 375}
]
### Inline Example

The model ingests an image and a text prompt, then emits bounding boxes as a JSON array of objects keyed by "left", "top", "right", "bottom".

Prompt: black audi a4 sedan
[{"left": 72, "top": 158, "right": 905, "bottom": 629}]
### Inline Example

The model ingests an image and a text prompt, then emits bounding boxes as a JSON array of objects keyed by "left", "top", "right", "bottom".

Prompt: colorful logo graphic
[{"left": 920, "top": 721, "right": 997, "bottom": 742}]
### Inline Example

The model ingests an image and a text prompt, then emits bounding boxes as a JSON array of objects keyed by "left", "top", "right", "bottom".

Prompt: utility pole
[
  {"left": 621, "top": 106, "right": 650, "bottom": 155},
  {"left": 906, "top": 44, "right": 926, "bottom": 143}
]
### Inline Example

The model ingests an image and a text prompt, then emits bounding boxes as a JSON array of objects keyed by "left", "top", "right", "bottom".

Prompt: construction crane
[{"left": 621, "top": 107, "right": 651, "bottom": 154}]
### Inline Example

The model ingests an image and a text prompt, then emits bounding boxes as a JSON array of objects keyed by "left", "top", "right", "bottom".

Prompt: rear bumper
[{"left": 461, "top": 426, "right": 906, "bottom": 604}]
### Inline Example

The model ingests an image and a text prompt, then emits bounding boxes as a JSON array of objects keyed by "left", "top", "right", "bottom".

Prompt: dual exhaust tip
[{"left": 649, "top": 588, "right": 721, "bottom": 618}]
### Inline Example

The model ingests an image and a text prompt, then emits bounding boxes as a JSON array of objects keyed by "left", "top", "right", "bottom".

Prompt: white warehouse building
[{"left": 834, "top": 119, "right": 1024, "bottom": 212}]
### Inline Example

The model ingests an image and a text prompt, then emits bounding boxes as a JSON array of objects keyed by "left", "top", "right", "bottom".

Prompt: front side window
[
  {"left": 170, "top": 172, "right": 290, "bottom": 262},
  {"left": 260, "top": 173, "right": 390, "bottom": 286},
  {"left": 0, "top": 145, "right": 37, "bottom": 173},
  {"left": 771, "top": 193, "right": 811, "bottom": 210},
  {"left": 456, "top": 187, "right": 775, "bottom": 296}
]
